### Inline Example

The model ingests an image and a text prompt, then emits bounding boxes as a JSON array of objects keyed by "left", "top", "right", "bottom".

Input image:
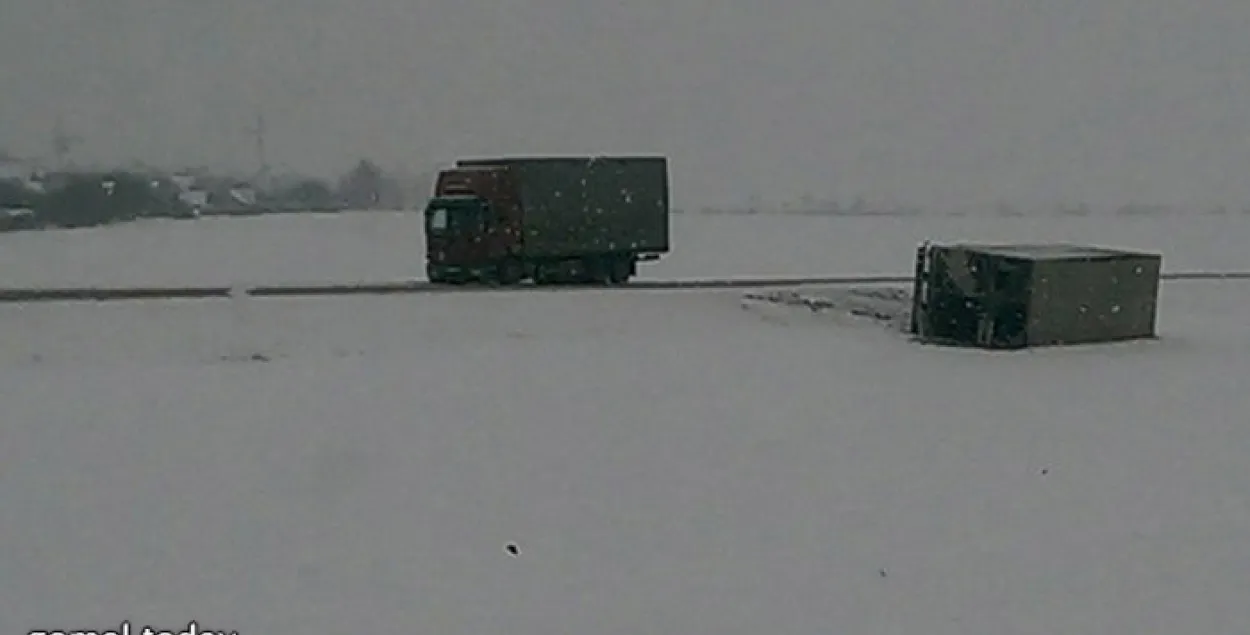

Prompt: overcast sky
[{"left": 2, "top": 0, "right": 1249, "bottom": 210}]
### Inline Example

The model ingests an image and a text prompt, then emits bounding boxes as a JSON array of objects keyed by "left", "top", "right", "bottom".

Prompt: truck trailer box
[
  {"left": 453, "top": 156, "right": 669, "bottom": 258},
  {"left": 910, "top": 242, "right": 1162, "bottom": 349}
]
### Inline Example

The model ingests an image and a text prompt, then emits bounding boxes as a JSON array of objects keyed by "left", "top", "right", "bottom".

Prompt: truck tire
[
  {"left": 532, "top": 264, "right": 551, "bottom": 286},
  {"left": 607, "top": 257, "right": 633, "bottom": 284},
  {"left": 497, "top": 259, "right": 524, "bottom": 286},
  {"left": 427, "top": 264, "right": 446, "bottom": 284},
  {"left": 577, "top": 259, "right": 605, "bottom": 285},
  {"left": 580, "top": 257, "right": 621, "bottom": 285}
]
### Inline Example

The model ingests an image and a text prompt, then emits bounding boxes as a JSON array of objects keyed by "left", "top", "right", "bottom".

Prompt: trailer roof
[
  {"left": 941, "top": 242, "right": 1157, "bottom": 261},
  {"left": 456, "top": 155, "right": 666, "bottom": 165}
]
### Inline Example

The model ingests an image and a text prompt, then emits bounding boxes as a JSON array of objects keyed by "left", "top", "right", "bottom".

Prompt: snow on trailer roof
[{"left": 939, "top": 242, "right": 1157, "bottom": 261}]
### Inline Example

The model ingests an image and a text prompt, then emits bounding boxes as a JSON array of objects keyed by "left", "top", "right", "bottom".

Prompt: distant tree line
[
  {"left": 0, "top": 172, "right": 192, "bottom": 232},
  {"left": 0, "top": 158, "right": 423, "bottom": 233}
]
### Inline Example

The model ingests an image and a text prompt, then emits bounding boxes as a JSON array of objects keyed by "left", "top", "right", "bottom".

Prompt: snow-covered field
[
  {"left": 2, "top": 213, "right": 1249, "bottom": 633},
  {"left": 3, "top": 211, "right": 1250, "bottom": 286}
]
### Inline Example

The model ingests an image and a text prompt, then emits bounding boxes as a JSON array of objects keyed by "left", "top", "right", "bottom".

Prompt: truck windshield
[{"left": 425, "top": 202, "right": 485, "bottom": 236}]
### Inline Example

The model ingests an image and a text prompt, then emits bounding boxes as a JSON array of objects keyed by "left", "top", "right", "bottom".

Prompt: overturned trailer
[{"left": 909, "top": 242, "right": 1162, "bottom": 349}]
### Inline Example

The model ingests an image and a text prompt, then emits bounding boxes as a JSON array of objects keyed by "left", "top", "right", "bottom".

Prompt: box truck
[{"left": 423, "top": 156, "right": 669, "bottom": 285}]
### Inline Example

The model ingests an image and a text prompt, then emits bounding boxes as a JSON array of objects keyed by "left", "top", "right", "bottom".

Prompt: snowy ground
[
  {"left": 2, "top": 213, "right": 1249, "bottom": 633},
  {"left": 742, "top": 285, "right": 916, "bottom": 334},
  {"left": 3, "top": 211, "right": 1250, "bottom": 286},
  {"left": 3, "top": 281, "right": 1249, "bottom": 634}
]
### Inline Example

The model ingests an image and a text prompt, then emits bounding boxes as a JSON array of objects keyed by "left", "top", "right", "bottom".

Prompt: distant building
[
  {"left": 179, "top": 189, "right": 208, "bottom": 211},
  {"left": 228, "top": 185, "right": 257, "bottom": 207},
  {"left": 170, "top": 173, "right": 197, "bottom": 191}
]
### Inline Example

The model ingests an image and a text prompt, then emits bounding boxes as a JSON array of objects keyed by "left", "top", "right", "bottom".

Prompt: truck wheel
[
  {"left": 497, "top": 259, "right": 524, "bottom": 286},
  {"left": 582, "top": 258, "right": 617, "bottom": 285},
  {"left": 532, "top": 265, "right": 550, "bottom": 286},
  {"left": 427, "top": 264, "right": 446, "bottom": 284},
  {"left": 607, "top": 258, "right": 633, "bottom": 284}
]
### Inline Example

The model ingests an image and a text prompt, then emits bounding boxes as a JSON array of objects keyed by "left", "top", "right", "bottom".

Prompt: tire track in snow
[{"left": 0, "top": 271, "right": 1247, "bottom": 303}]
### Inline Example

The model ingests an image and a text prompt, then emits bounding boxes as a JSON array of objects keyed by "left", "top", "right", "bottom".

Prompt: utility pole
[
  {"left": 51, "top": 115, "right": 81, "bottom": 169},
  {"left": 244, "top": 111, "right": 269, "bottom": 183}
]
